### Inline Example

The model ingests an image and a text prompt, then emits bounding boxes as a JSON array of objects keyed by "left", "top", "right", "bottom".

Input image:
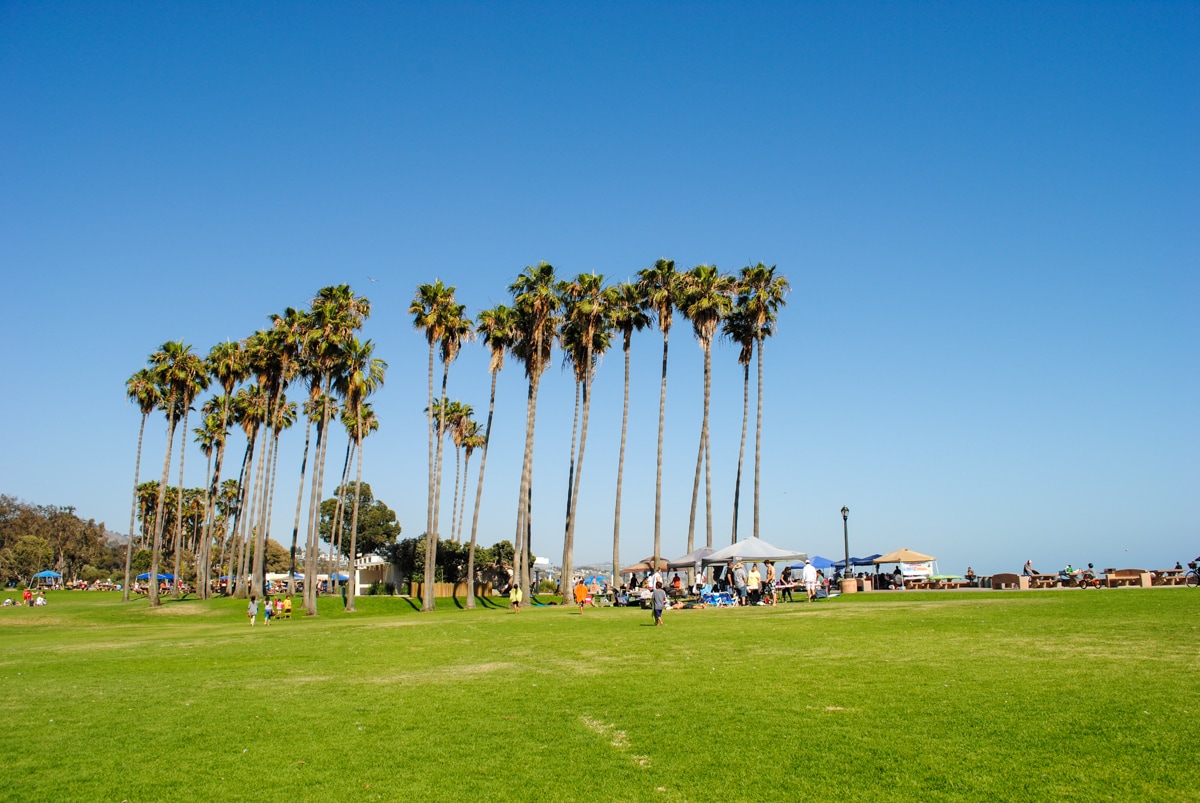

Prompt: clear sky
[{"left": 2, "top": 1, "right": 1196, "bottom": 575}]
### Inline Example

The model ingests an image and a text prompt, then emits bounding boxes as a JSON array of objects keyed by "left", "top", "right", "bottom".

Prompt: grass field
[{"left": 1, "top": 588, "right": 1197, "bottom": 802}]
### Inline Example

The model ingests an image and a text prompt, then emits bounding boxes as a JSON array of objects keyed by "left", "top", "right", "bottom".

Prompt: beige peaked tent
[
  {"left": 619, "top": 557, "right": 670, "bottom": 574},
  {"left": 873, "top": 548, "right": 937, "bottom": 564}
]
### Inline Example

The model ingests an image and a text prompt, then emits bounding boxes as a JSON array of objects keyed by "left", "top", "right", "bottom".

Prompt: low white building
[{"left": 354, "top": 554, "right": 399, "bottom": 596}]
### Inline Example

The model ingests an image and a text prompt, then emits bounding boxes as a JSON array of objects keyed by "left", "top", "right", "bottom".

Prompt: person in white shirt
[{"left": 801, "top": 560, "right": 819, "bottom": 602}]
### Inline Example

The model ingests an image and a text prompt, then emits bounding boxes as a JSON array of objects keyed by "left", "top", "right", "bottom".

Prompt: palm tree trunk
[
  {"left": 196, "top": 442, "right": 215, "bottom": 599},
  {"left": 754, "top": 338, "right": 764, "bottom": 540},
  {"left": 305, "top": 382, "right": 334, "bottom": 615},
  {"left": 702, "top": 347, "right": 714, "bottom": 549},
  {"left": 450, "top": 441, "right": 462, "bottom": 543},
  {"left": 514, "top": 370, "right": 543, "bottom": 603},
  {"left": 465, "top": 368, "right": 500, "bottom": 611},
  {"left": 345, "top": 415, "right": 365, "bottom": 613},
  {"left": 653, "top": 330, "right": 670, "bottom": 568},
  {"left": 172, "top": 410, "right": 193, "bottom": 597},
  {"left": 431, "top": 366, "right": 450, "bottom": 541},
  {"left": 560, "top": 379, "right": 582, "bottom": 591},
  {"left": 425, "top": 343, "right": 435, "bottom": 541},
  {"left": 123, "top": 412, "right": 148, "bottom": 602},
  {"left": 562, "top": 353, "right": 595, "bottom": 600},
  {"left": 249, "top": 419, "right": 271, "bottom": 599},
  {"left": 329, "top": 440, "right": 353, "bottom": 595},
  {"left": 422, "top": 366, "right": 452, "bottom": 611},
  {"left": 731, "top": 360, "right": 750, "bottom": 544},
  {"left": 227, "top": 438, "right": 253, "bottom": 596},
  {"left": 611, "top": 341, "right": 632, "bottom": 587},
  {"left": 287, "top": 413, "right": 314, "bottom": 597},
  {"left": 148, "top": 399, "right": 179, "bottom": 608}
]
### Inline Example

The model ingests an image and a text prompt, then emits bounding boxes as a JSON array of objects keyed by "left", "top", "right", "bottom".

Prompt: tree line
[
  {"left": 124, "top": 259, "right": 787, "bottom": 614},
  {"left": 411, "top": 259, "right": 787, "bottom": 609},
  {"left": 0, "top": 495, "right": 121, "bottom": 585}
]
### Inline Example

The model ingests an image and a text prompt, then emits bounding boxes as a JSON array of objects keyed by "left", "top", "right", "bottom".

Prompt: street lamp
[{"left": 841, "top": 506, "right": 850, "bottom": 581}]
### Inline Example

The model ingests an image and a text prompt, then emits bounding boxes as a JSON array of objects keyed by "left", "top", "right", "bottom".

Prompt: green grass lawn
[{"left": 1, "top": 588, "right": 1196, "bottom": 801}]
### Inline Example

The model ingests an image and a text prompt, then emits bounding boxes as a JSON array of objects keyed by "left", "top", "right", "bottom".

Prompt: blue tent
[
  {"left": 331, "top": 573, "right": 348, "bottom": 582},
  {"left": 136, "top": 573, "right": 175, "bottom": 581},
  {"left": 789, "top": 555, "right": 836, "bottom": 570},
  {"left": 832, "top": 554, "right": 882, "bottom": 569},
  {"left": 33, "top": 570, "right": 62, "bottom": 579}
]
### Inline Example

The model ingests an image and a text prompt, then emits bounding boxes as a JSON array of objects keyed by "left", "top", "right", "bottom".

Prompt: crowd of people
[{"left": 3, "top": 588, "right": 49, "bottom": 607}]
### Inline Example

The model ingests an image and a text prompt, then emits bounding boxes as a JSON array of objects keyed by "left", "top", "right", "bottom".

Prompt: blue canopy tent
[
  {"left": 832, "top": 554, "right": 882, "bottom": 569},
  {"left": 33, "top": 570, "right": 62, "bottom": 579},
  {"left": 136, "top": 573, "right": 175, "bottom": 582},
  {"left": 789, "top": 556, "right": 835, "bottom": 570}
]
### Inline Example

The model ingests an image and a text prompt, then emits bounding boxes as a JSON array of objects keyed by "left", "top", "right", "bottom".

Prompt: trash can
[{"left": 839, "top": 578, "right": 857, "bottom": 595}]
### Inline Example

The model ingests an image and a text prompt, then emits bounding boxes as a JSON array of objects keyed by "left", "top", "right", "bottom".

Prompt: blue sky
[{"left": 1, "top": 1, "right": 1196, "bottom": 574}]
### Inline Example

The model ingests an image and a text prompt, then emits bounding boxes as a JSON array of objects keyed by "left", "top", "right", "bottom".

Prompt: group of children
[{"left": 247, "top": 594, "right": 292, "bottom": 625}]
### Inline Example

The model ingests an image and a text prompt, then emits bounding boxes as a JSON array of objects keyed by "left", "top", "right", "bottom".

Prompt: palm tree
[
  {"left": 431, "top": 306, "right": 472, "bottom": 544},
  {"left": 738, "top": 263, "right": 790, "bottom": 539},
  {"left": 457, "top": 421, "right": 483, "bottom": 546},
  {"left": 204, "top": 340, "right": 247, "bottom": 594},
  {"left": 146, "top": 341, "right": 206, "bottom": 607},
  {"left": 170, "top": 356, "right": 209, "bottom": 599},
  {"left": 301, "top": 285, "right": 369, "bottom": 615},
  {"left": 124, "top": 368, "right": 162, "bottom": 601},
  {"left": 229, "top": 383, "right": 268, "bottom": 597},
  {"left": 721, "top": 307, "right": 756, "bottom": 543},
  {"left": 636, "top": 258, "right": 679, "bottom": 571},
  {"left": 195, "top": 395, "right": 233, "bottom": 596},
  {"left": 410, "top": 281, "right": 456, "bottom": 551},
  {"left": 465, "top": 304, "right": 517, "bottom": 609},
  {"left": 446, "top": 401, "right": 475, "bottom": 543},
  {"left": 508, "top": 262, "right": 561, "bottom": 599},
  {"left": 678, "top": 265, "right": 736, "bottom": 553},
  {"left": 608, "top": 282, "right": 649, "bottom": 585},
  {"left": 337, "top": 338, "right": 386, "bottom": 612},
  {"left": 558, "top": 272, "right": 614, "bottom": 595}
]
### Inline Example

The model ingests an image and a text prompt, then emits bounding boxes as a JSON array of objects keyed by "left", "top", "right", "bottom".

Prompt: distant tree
[{"left": 319, "top": 483, "right": 401, "bottom": 561}]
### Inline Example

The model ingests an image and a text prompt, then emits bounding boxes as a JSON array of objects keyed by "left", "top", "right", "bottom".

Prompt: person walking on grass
[
  {"left": 801, "top": 559, "right": 819, "bottom": 602},
  {"left": 574, "top": 579, "right": 588, "bottom": 613},
  {"left": 510, "top": 583, "right": 522, "bottom": 613},
  {"left": 652, "top": 581, "right": 668, "bottom": 626},
  {"left": 263, "top": 597, "right": 272, "bottom": 626},
  {"left": 248, "top": 595, "right": 259, "bottom": 626}
]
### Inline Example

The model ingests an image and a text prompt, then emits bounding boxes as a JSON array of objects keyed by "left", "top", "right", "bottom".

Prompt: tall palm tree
[
  {"left": 721, "top": 307, "right": 756, "bottom": 543},
  {"left": 409, "top": 281, "right": 456, "bottom": 551},
  {"left": 124, "top": 368, "right": 162, "bottom": 602},
  {"left": 302, "top": 285, "right": 369, "bottom": 615},
  {"left": 146, "top": 341, "right": 206, "bottom": 607},
  {"left": 558, "top": 272, "right": 614, "bottom": 594},
  {"left": 337, "top": 338, "right": 385, "bottom": 612},
  {"left": 229, "top": 383, "right": 268, "bottom": 597},
  {"left": 738, "top": 263, "right": 790, "bottom": 539},
  {"left": 204, "top": 340, "right": 247, "bottom": 594},
  {"left": 678, "top": 265, "right": 736, "bottom": 553},
  {"left": 446, "top": 401, "right": 475, "bottom": 543},
  {"left": 431, "top": 306, "right": 472, "bottom": 544},
  {"left": 170, "top": 356, "right": 209, "bottom": 599},
  {"left": 195, "top": 395, "right": 233, "bottom": 596},
  {"left": 609, "top": 282, "right": 649, "bottom": 585},
  {"left": 636, "top": 258, "right": 679, "bottom": 571},
  {"left": 508, "top": 262, "right": 561, "bottom": 599},
  {"left": 465, "top": 304, "right": 517, "bottom": 609}
]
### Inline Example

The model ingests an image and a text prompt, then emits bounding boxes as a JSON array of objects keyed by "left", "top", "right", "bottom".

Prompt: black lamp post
[{"left": 841, "top": 506, "right": 850, "bottom": 581}]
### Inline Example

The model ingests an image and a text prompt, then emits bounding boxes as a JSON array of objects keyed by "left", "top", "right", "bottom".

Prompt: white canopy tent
[{"left": 702, "top": 537, "right": 807, "bottom": 566}]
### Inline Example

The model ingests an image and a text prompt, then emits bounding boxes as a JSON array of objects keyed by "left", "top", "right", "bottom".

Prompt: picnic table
[{"left": 1152, "top": 569, "right": 1185, "bottom": 586}]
